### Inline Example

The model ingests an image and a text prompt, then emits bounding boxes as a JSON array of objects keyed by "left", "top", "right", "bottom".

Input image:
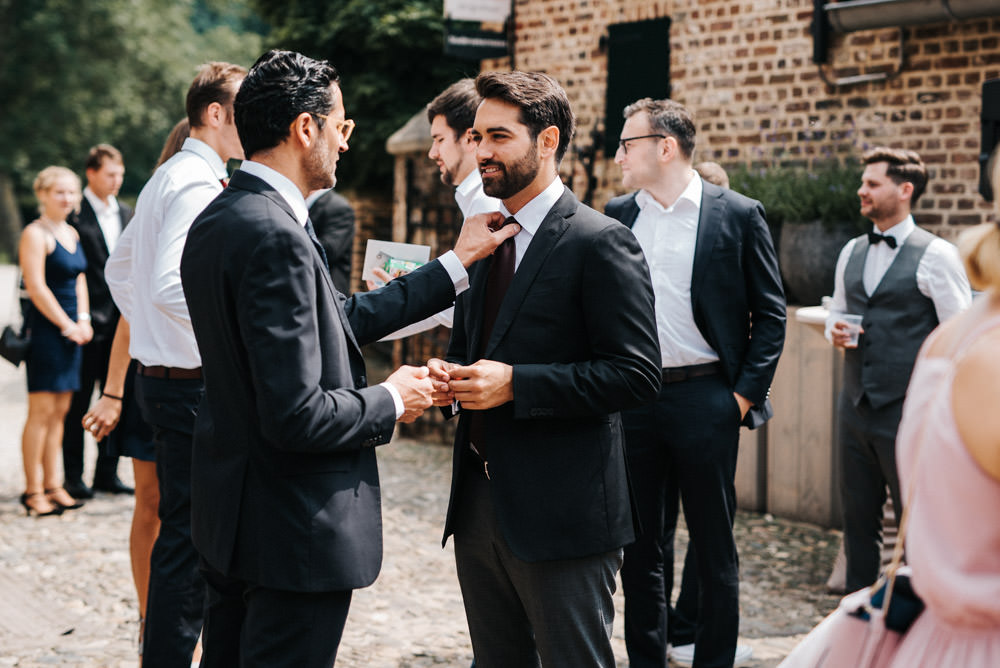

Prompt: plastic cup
[{"left": 839, "top": 313, "right": 863, "bottom": 347}]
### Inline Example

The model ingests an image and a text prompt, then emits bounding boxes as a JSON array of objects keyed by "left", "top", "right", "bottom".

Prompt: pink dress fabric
[{"left": 889, "top": 315, "right": 1000, "bottom": 667}]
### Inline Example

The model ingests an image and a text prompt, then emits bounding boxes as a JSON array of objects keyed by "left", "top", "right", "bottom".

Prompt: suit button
[{"left": 358, "top": 375, "right": 366, "bottom": 386}]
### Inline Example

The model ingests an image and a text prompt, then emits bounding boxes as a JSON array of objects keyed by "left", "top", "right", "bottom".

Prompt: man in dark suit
[
  {"left": 63, "top": 144, "right": 134, "bottom": 498},
  {"left": 605, "top": 98, "right": 786, "bottom": 668},
  {"left": 180, "top": 50, "right": 515, "bottom": 667},
  {"left": 427, "top": 71, "right": 662, "bottom": 668},
  {"left": 306, "top": 188, "right": 355, "bottom": 293}
]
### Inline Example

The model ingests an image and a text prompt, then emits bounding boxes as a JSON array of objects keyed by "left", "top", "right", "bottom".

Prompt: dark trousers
[
  {"left": 621, "top": 374, "right": 741, "bottom": 668},
  {"left": 453, "top": 465, "right": 621, "bottom": 668},
  {"left": 838, "top": 394, "right": 905, "bottom": 592},
  {"left": 200, "top": 563, "right": 352, "bottom": 668},
  {"left": 62, "top": 335, "right": 119, "bottom": 485},
  {"left": 135, "top": 374, "right": 206, "bottom": 668}
]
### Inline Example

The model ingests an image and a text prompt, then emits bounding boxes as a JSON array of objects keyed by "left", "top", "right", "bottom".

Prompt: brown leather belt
[
  {"left": 137, "top": 363, "right": 203, "bottom": 380},
  {"left": 662, "top": 362, "right": 721, "bottom": 384}
]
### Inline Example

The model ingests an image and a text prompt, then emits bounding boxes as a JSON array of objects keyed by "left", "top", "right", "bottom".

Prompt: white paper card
[{"left": 361, "top": 240, "right": 431, "bottom": 285}]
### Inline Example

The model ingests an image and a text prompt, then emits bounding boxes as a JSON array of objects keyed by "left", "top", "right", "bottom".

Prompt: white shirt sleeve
[
  {"left": 916, "top": 238, "right": 972, "bottom": 323},
  {"left": 105, "top": 220, "right": 136, "bottom": 321},
  {"left": 379, "top": 381, "right": 404, "bottom": 419},
  {"left": 376, "top": 250, "right": 466, "bottom": 341},
  {"left": 824, "top": 239, "right": 856, "bottom": 342},
  {"left": 150, "top": 177, "right": 221, "bottom": 323}
]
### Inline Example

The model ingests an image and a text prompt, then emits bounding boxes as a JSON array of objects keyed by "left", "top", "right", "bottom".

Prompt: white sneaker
[{"left": 667, "top": 642, "right": 753, "bottom": 667}]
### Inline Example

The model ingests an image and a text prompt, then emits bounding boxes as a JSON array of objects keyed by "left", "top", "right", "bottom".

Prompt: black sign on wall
[
  {"left": 980, "top": 79, "right": 1000, "bottom": 202},
  {"left": 604, "top": 17, "right": 672, "bottom": 156},
  {"left": 445, "top": 20, "right": 509, "bottom": 61}
]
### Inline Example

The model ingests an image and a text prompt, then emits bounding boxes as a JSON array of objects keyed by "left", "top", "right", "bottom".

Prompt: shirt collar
[
  {"left": 237, "top": 160, "right": 310, "bottom": 226},
  {"left": 83, "top": 186, "right": 118, "bottom": 214},
  {"left": 454, "top": 169, "right": 481, "bottom": 212},
  {"left": 181, "top": 137, "right": 229, "bottom": 180},
  {"left": 304, "top": 188, "right": 331, "bottom": 209},
  {"left": 635, "top": 173, "right": 703, "bottom": 214},
  {"left": 878, "top": 215, "right": 914, "bottom": 243},
  {"left": 498, "top": 175, "right": 564, "bottom": 235}
]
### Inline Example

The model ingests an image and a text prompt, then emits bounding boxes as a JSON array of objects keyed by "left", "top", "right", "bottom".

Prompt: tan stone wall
[{"left": 482, "top": 0, "right": 1000, "bottom": 238}]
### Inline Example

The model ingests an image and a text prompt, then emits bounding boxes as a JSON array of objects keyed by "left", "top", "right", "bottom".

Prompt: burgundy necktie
[
  {"left": 219, "top": 177, "right": 229, "bottom": 188},
  {"left": 468, "top": 216, "right": 518, "bottom": 462}
]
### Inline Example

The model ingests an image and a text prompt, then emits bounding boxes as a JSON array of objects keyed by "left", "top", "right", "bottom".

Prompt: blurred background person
[
  {"left": 888, "top": 176, "right": 1000, "bottom": 665},
  {"left": 19, "top": 166, "right": 92, "bottom": 516},
  {"left": 62, "top": 144, "right": 134, "bottom": 500}
]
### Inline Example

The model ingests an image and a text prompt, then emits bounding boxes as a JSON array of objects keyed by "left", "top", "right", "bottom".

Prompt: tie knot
[
  {"left": 503, "top": 216, "right": 517, "bottom": 228},
  {"left": 868, "top": 231, "right": 897, "bottom": 249}
]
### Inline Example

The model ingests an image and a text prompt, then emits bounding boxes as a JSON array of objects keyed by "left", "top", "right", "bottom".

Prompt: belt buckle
[{"left": 469, "top": 443, "right": 490, "bottom": 480}]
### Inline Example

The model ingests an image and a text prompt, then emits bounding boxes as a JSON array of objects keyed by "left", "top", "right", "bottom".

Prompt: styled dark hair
[
  {"left": 186, "top": 61, "right": 247, "bottom": 129},
  {"left": 85, "top": 144, "right": 123, "bottom": 171},
  {"left": 426, "top": 78, "right": 480, "bottom": 139},
  {"left": 235, "top": 50, "right": 341, "bottom": 159},
  {"left": 475, "top": 70, "right": 576, "bottom": 163},
  {"left": 624, "top": 98, "right": 696, "bottom": 160},
  {"left": 862, "top": 146, "right": 928, "bottom": 205}
]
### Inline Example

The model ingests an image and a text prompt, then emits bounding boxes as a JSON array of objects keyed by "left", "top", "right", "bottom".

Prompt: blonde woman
[{"left": 19, "top": 166, "right": 92, "bottom": 515}]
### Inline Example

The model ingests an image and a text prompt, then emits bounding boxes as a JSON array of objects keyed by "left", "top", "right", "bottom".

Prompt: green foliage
[
  {"left": 0, "top": 0, "right": 265, "bottom": 208},
  {"left": 251, "top": 0, "right": 475, "bottom": 193},
  {"left": 728, "top": 160, "right": 868, "bottom": 232}
]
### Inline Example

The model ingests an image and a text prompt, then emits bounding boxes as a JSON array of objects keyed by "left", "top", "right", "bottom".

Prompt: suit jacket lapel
[
  {"left": 77, "top": 199, "right": 110, "bottom": 259},
  {"left": 690, "top": 183, "right": 726, "bottom": 306},
  {"left": 229, "top": 171, "right": 363, "bottom": 357},
  {"left": 481, "top": 188, "right": 574, "bottom": 358}
]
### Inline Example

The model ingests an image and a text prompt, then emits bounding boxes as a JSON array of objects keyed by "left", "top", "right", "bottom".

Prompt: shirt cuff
[
  {"left": 380, "top": 382, "right": 404, "bottom": 419},
  {"left": 437, "top": 250, "right": 470, "bottom": 295}
]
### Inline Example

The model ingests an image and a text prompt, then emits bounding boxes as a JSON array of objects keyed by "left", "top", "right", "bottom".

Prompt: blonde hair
[
  {"left": 958, "top": 161, "right": 1000, "bottom": 292},
  {"left": 156, "top": 118, "right": 191, "bottom": 168},
  {"left": 32, "top": 165, "right": 82, "bottom": 213}
]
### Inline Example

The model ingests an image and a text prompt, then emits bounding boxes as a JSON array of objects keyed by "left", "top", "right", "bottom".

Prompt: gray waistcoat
[{"left": 842, "top": 227, "right": 938, "bottom": 409}]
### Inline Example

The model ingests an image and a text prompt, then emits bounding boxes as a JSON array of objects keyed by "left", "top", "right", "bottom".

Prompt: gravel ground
[{"left": 0, "top": 265, "right": 842, "bottom": 667}]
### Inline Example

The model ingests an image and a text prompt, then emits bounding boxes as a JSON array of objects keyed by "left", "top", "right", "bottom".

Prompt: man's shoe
[
  {"left": 668, "top": 643, "right": 753, "bottom": 667},
  {"left": 92, "top": 476, "right": 135, "bottom": 495},
  {"left": 64, "top": 480, "right": 94, "bottom": 500}
]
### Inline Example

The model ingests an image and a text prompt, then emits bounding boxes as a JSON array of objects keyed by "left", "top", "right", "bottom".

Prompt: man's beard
[
  {"left": 304, "top": 133, "right": 337, "bottom": 191},
  {"left": 480, "top": 143, "right": 539, "bottom": 200}
]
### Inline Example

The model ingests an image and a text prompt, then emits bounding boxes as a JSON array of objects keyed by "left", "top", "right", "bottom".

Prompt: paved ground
[{"left": 0, "top": 266, "right": 843, "bottom": 667}]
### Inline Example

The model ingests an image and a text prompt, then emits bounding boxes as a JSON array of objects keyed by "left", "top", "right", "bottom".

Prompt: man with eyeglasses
[
  {"left": 606, "top": 98, "right": 786, "bottom": 668},
  {"left": 179, "top": 50, "right": 514, "bottom": 666}
]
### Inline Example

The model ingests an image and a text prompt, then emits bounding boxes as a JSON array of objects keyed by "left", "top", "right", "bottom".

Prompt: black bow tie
[{"left": 868, "top": 231, "right": 897, "bottom": 249}]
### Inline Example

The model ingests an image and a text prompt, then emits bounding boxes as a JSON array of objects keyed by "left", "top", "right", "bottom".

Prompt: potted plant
[{"left": 729, "top": 160, "right": 868, "bottom": 305}]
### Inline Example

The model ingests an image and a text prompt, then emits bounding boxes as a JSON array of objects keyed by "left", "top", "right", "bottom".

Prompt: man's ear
[
  {"left": 898, "top": 180, "right": 914, "bottom": 202},
  {"left": 203, "top": 101, "right": 225, "bottom": 129},
  {"left": 537, "top": 125, "right": 560, "bottom": 158},
  {"left": 290, "top": 113, "right": 318, "bottom": 148}
]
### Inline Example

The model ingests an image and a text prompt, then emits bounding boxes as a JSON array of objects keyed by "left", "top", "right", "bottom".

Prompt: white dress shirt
[
  {"left": 498, "top": 174, "right": 565, "bottom": 270},
  {"left": 83, "top": 186, "right": 122, "bottom": 252},
  {"left": 824, "top": 215, "right": 971, "bottom": 339},
  {"left": 238, "top": 160, "right": 469, "bottom": 417},
  {"left": 631, "top": 176, "right": 719, "bottom": 368},
  {"left": 106, "top": 137, "right": 227, "bottom": 368},
  {"left": 379, "top": 169, "right": 499, "bottom": 341}
]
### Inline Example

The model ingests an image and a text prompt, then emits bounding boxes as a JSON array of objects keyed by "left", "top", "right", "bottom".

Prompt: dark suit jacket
[
  {"left": 604, "top": 182, "right": 786, "bottom": 429},
  {"left": 70, "top": 197, "right": 133, "bottom": 340},
  {"left": 181, "top": 170, "right": 456, "bottom": 593},
  {"left": 442, "top": 186, "right": 662, "bottom": 563},
  {"left": 308, "top": 189, "right": 355, "bottom": 294}
]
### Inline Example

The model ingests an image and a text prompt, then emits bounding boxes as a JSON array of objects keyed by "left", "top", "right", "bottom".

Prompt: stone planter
[{"left": 778, "top": 220, "right": 858, "bottom": 306}]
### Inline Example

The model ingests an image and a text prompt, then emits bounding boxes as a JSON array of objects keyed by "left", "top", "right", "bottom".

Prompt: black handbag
[
  {"left": 0, "top": 322, "right": 29, "bottom": 366},
  {"left": 0, "top": 270, "right": 31, "bottom": 367}
]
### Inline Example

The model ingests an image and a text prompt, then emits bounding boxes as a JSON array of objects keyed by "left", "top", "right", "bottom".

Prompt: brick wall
[{"left": 481, "top": 0, "right": 1000, "bottom": 239}]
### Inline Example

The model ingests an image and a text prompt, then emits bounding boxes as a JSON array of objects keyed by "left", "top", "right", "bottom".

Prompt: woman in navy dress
[{"left": 18, "top": 166, "right": 92, "bottom": 516}]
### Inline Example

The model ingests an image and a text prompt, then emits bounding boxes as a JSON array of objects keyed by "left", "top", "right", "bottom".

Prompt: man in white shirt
[
  {"left": 376, "top": 78, "right": 501, "bottom": 341},
  {"left": 63, "top": 144, "right": 134, "bottom": 499},
  {"left": 606, "top": 98, "right": 786, "bottom": 668},
  {"left": 825, "top": 147, "right": 971, "bottom": 592},
  {"left": 105, "top": 61, "right": 247, "bottom": 666},
  {"left": 178, "top": 50, "right": 514, "bottom": 666}
]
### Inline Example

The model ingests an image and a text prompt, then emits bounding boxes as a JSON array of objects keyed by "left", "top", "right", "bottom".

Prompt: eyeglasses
[
  {"left": 617, "top": 134, "right": 666, "bottom": 154},
  {"left": 312, "top": 113, "right": 355, "bottom": 142}
]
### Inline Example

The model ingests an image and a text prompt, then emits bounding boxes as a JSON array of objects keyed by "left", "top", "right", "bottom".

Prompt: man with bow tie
[{"left": 826, "top": 146, "right": 971, "bottom": 592}]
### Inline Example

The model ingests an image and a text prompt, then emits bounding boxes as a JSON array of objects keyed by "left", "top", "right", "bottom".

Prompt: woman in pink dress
[{"left": 889, "top": 195, "right": 1000, "bottom": 664}]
